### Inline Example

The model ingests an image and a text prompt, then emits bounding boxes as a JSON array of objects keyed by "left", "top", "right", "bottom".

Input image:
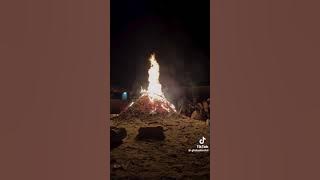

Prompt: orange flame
[{"left": 141, "top": 54, "right": 176, "bottom": 112}]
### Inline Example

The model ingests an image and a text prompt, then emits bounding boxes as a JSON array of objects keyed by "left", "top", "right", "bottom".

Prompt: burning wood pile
[
  {"left": 110, "top": 55, "right": 210, "bottom": 179},
  {"left": 118, "top": 54, "right": 177, "bottom": 119}
]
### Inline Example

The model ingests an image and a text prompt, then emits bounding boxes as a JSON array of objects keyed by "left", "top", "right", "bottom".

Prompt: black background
[{"left": 111, "top": 0, "right": 210, "bottom": 89}]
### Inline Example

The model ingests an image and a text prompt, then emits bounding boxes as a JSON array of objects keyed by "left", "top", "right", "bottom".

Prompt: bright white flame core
[
  {"left": 145, "top": 54, "right": 163, "bottom": 96},
  {"left": 140, "top": 54, "right": 176, "bottom": 112},
  {"left": 142, "top": 54, "right": 164, "bottom": 98}
]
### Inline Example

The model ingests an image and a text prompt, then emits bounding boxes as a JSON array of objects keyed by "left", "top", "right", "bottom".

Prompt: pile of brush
[{"left": 118, "top": 94, "right": 176, "bottom": 119}]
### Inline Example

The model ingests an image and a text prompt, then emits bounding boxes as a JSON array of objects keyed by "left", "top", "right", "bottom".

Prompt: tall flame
[
  {"left": 140, "top": 54, "right": 176, "bottom": 112},
  {"left": 146, "top": 54, "right": 164, "bottom": 97}
]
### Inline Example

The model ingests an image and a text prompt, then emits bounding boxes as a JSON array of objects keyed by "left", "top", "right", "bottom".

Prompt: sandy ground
[{"left": 110, "top": 114, "right": 210, "bottom": 180}]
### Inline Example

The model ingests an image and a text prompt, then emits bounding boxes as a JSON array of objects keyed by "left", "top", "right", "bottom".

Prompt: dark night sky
[{"left": 111, "top": 0, "right": 209, "bottom": 90}]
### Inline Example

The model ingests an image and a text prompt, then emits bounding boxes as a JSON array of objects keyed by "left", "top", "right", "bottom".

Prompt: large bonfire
[{"left": 120, "top": 54, "right": 176, "bottom": 117}]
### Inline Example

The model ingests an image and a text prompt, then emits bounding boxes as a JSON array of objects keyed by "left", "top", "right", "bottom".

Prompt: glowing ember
[{"left": 128, "top": 102, "right": 134, "bottom": 107}]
